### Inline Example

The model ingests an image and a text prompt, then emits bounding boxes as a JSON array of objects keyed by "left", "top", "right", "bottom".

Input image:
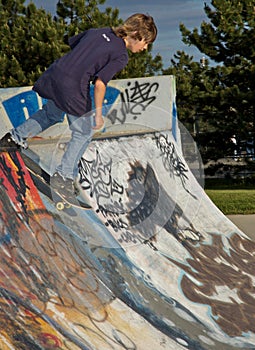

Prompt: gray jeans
[{"left": 12, "top": 99, "right": 93, "bottom": 180}]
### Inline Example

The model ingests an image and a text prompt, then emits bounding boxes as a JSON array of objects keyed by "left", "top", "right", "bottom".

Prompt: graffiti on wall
[
  {"left": 78, "top": 130, "right": 255, "bottom": 347},
  {"left": 0, "top": 149, "right": 209, "bottom": 350},
  {"left": 0, "top": 151, "right": 145, "bottom": 350},
  {"left": 167, "top": 231, "right": 255, "bottom": 338},
  {"left": 107, "top": 80, "right": 159, "bottom": 125},
  {"left": 79, "top": 132, "right": 201, "bottom": 246},
  {"left": 0, "top": 76, "right": 173, "bottom": 138},
  {"left": 2, "top": 90, "right": 42, "bottom": 128},
  {"left": 1, "top": 88, "right": 119, "bottom": 129},
  {"left": 155, "top": 133, "right": 198, "bottom": 199}
]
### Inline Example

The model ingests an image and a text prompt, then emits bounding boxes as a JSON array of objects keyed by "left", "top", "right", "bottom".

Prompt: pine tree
[
  {"left": 56, "top": 0, "right": 121, "bottom": 34},
  {"left": 16, "top": 3, "right": 68, "bottom": 84},
  {"left": 165, "top": 0, "right": 255, "bottom": 160},
  {"left": 0, "top": 0, "right": 68, "bottom": 87}
]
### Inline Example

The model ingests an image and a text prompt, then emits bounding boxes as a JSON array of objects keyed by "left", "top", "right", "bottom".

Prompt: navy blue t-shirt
[{"left": 33, "top": 28, "right": 128, "bottom": 116}]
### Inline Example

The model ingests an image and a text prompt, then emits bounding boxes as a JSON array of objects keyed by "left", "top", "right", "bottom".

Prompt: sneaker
[
  {"left": 51, "top": 172, "right": 75, "bottom": 200},
  {"left": 0, "top": 133, "right": 19, "bottom": 150},
  {"left": 10, "top": 130, "right": 28, "bottom": 149}
]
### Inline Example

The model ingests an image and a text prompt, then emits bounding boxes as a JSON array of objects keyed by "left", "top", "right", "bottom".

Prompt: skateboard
[{"left": 20, "top": 152, "right": 92, "bottom": 211}]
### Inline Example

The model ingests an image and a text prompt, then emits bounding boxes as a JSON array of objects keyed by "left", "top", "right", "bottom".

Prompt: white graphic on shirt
[{"left": 102, "top": 33, "right": 110, "bottom": 42}]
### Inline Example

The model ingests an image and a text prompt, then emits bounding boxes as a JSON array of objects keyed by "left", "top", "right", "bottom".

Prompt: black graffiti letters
[
  {"left": 121, "top": 81, "right": 159, "bottom": 117},
  {"left": 156, "top": 133, "right": 188, "bottom": 186},
  {"left": 107, "top": 80, "right": 159, "bottom": 124},
  {"left": 79, "top": 150, "right": 124, "bottom": 204},
  {"left": 155, "top": 133, "right": 198, "bottom": 199}
]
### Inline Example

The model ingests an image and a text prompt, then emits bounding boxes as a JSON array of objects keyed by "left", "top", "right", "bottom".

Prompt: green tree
[
  {"left": 0, "top": 0, "right": 68, "bottom": 87},
  {"left": 164, "top": 0, "right": 255, "bottom": 160},
  {"left": 56, "top": 0, "right": 121, "bottom": 34}
]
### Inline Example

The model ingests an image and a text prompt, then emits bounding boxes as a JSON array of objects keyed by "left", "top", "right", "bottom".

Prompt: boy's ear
[{"left": 130, "top": 31, "right": 138, "bottom": 38}]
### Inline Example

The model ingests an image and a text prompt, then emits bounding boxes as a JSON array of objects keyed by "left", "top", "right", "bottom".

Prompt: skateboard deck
[{"left": 20, "top": 152, "right": 92, "bottom": 211}]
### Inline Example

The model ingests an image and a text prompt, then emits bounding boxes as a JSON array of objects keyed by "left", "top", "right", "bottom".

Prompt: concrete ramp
[
  {"left": 0, "top": 129, "right": 254, "bottom": 349},
  {"left": 0, "top": 77, "right": 254, "bottom": 349},
  {"left": 0, "top": 150, "right": 181, "bottom": 350},
  {"left": 75, "top": 130, "right": 255, "bottom": 350}
]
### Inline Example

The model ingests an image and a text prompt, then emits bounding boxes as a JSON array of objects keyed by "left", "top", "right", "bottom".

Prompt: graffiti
[
  {"left": 79, "top": 152, "right": 151, "bottom": 243},
  {"left": 156, "top": 133, "right": 188, "bottom": 181},
  {"left": 126, "top": 161, "right": 201, "bottom": 244},
  {"left": 38, "top": 333, "right": 63, "bottom": 348},
  {"left": 98, "top": 204, "right": 141, "bottom": 244},
  {"left": 0, "top": 152, "right": 30, "bottom": 220},
  {"left": 167, "top": 232, "right": 255, "bottom": 338},
  {"left": 4, "top": 79, "right": 253, "bottom": 349},
  {"left": 79, "top": 149, "right": 201, "bottom": 245},
  {"left": 0, "top": 77, "right": 173, "bottom": 142},
  {"left": 126, "top": 161, "right": 159, "bottom": 227},
  {"left": 0, "top": 159, "right": 146, "bottom": 349},
  {"left": 155, "top": 133, "right": 197, "bottom": 199},
  {"left": 2, "top": 87, "right": 120, "bottom": 130},
  {"left": 2, "top": 90, "right": 40, "bottom": 128},
  {"left": 79, "top": 152, "right": 146, "bottom": 242},
  {"left": 79, "top": 149, "right": 124, "bottom": 205},
  {"left": 79, "top": 151, "right": 142, "bottom": 244},
  {"left": 107, "top": 80, "right": 159, "bottom": 124}
]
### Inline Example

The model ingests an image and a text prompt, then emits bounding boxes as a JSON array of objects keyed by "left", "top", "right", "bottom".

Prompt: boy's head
[{"left": 113, "top": 13, "right": 157, "bottom": 48}]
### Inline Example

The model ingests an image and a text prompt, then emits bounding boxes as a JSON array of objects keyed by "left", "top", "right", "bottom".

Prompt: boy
[{"left": 0, "top": 13, "right": 157, "bottom": 202}]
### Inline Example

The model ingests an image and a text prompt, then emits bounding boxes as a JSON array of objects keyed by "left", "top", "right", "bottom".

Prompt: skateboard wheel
[
  {"left": 56, "top": 202, "right": 65, "bottom": 211},
  {"left": 58, "top": 142, "right": 67, "bottom": 150}
]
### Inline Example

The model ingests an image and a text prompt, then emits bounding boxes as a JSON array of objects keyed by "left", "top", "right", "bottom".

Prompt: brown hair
[{"left": 113, "top": 13, "right": 157, "bottom": 44}]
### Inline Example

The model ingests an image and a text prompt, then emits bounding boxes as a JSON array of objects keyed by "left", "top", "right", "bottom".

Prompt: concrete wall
[{"left": 0, "top": 75, "right": 179, "bottom": 142}]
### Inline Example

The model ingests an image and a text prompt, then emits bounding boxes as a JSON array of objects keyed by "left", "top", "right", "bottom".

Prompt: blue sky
[{"left": 27, "top": 0, "right": 207, "bottom": 67}]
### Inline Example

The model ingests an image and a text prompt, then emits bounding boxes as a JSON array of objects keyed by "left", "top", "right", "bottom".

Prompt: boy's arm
[{"left": 93, "top": 77, "right": 106, "bottom": 130}]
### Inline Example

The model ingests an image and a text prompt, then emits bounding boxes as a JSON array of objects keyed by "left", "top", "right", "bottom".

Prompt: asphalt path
[{"left": 227, "top": 214, "right": 255, "bottom": 240}]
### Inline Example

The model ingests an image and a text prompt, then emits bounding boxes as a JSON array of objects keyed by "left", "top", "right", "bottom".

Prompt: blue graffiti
[
  {"left": 3, "top": 91, "right": 42, "bottom": 128},
  {"left": 172, "top": 101, "right": 178, "bottom": 142},
  {"left": 90, "top": 85, "right": 120, "bottom": 115},
  {"left": 2, "top": 86, "right": 120, "bottom": 128}
]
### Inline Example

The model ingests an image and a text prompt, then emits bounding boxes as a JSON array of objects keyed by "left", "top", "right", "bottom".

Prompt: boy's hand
[
  {"left": 93, "top": 78, "right": 106, "bottom": 131},
  {"left": 93, "top": 113, "right": 105, "bottom": 131}
]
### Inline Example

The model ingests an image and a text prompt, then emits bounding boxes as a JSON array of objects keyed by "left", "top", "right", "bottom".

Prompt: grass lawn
[{"left": 205, "top": 189, "right": 255, "bottom": 215}]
